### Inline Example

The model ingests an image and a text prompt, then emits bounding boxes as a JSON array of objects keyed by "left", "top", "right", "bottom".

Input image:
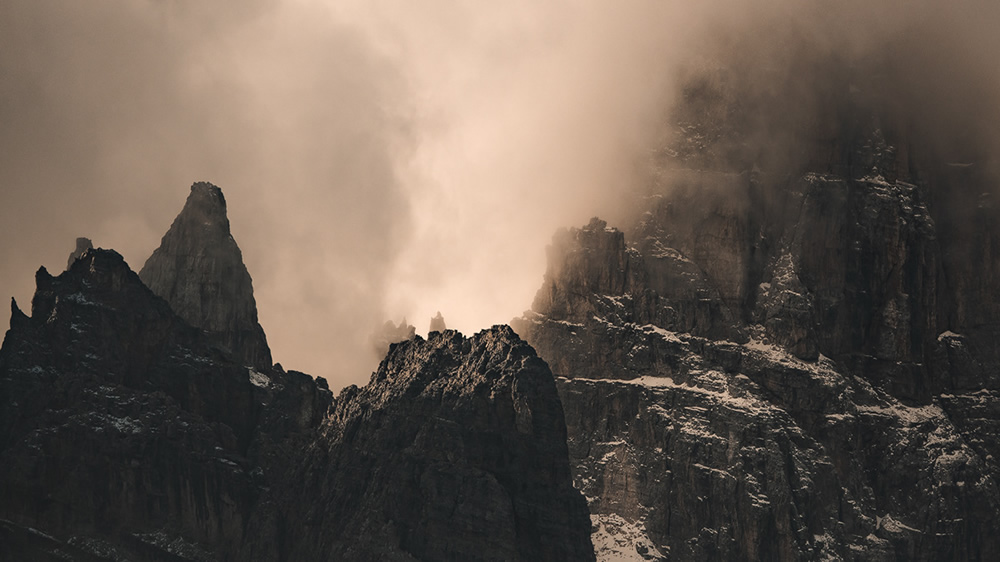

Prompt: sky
[{"left": 2, "top": 0, "right": 998, "bottom": 389}]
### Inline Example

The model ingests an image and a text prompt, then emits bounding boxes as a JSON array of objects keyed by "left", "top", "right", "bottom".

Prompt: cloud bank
[{"left": 2, "top": 0, "right": 997, "bottom": 388}]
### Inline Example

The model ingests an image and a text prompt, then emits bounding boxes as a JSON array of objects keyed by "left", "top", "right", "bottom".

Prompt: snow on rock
[{"left": 591, "top": 514, "right": 666, "bottom": 562}]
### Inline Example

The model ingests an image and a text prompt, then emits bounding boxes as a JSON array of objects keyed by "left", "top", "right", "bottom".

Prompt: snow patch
[
  {"left": 937, "top": 331, "right": 964, "bottom": 341},
  {"left": 591, "top": 513, "right": 666, "bottom": 562},
  {"left": 638, "top": 324, "right": 684, "bottom": 343},
  {"left": 64, "top": 292, "right": 99, "bottom": 306},
  {"left": 109, "top": 415, "right": 143, "bottom": 434},
  {"left": 133, "top": 530, "right": 213, "bottom": 561},
  {"left": 249, "top": 368, "right": 272, "bottom": 389},
  {"left": 876, "top": 514, "right": 921, "bottom": 534}
]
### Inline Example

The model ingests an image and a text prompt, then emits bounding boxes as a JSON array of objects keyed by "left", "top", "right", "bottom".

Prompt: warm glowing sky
[{"left": 2, "top": 0, "right": 997, "bottom": 388}]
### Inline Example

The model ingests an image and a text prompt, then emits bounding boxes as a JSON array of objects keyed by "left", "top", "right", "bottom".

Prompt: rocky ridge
[
  {"left": 1, "top": 249, "right": 267, "bottom": 560},
  {"left": 139, "top": 182, "right": 272, "bottom": 371},
  {"left": 66, "top": 237, "right": 93, "bottom": 270},
  {"left": 0, "top": 187, "right": 593, "bottom": 560},
  {"left": 239, "top": 327, "right": 594, "bottom": 561},
  {"left": 513, "top": 63, "right": 1000, "bottom": 560}
]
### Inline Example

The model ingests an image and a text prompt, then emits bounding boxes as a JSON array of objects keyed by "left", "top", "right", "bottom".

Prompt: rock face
[
  {"left": 240, "top": 328, "right": 594, "bottom": 561},
  {"left": 139, "top": 182, "right": 271, "bottom": 370},
  {"left": 513, "top": 62, "right": 1000, "bottom": 560},
  {"left": 66, "top": 237, "right": 92, "bottom": 270},
  {"left": 429, "top": 311, "right": 447, "bottom": 333},
  {"left": 0, "top": 248, "right": 591, "bottom": 560},
  {"left": 372, "top": 317, "right": 417, "bottom": 358},
  {"left": 0, "top": 249, "right": 265, "bottom": 560}
]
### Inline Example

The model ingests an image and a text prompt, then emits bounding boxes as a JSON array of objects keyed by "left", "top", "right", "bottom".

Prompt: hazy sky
[{"left": 2, "top": 0, "right": 997, "bottom": 389}]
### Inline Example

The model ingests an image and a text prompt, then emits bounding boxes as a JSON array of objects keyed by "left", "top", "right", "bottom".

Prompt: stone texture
[{"left": 139, "top": 182, "right": 271, "bottom": 370}]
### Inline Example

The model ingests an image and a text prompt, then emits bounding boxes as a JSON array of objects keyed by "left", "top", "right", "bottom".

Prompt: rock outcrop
[
  {"left": 513, "top": 59, "right": 1000, "bottom": 560},
  {"left": 0, "top": 249, "right": 264, "bottom": 560},
  {"left": 371, "top": 317, "right": 416, "bottom": 358},
  {"left": 139, "top": 182, "right": 271, "bottom": 370},
  {"left": 66, "top": 237, "right": 92, "bottom": 270},
  {"left": 429, "top": 311, "right": 447, "bottom": 333}
]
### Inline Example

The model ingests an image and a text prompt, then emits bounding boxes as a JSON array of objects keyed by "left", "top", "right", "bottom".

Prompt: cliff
[
  {"left": 139, "top": 182, "right": 272, "bottom": 370},
  {"left": 513, "top": 62, "right": 1000, "bottom": 560}
]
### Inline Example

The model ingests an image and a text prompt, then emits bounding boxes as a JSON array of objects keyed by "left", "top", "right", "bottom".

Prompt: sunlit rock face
[
  {"left": 139, "top": 182, "right": 272, "bottom": 370},
  {"left": 514, "top": 60, "right": 1000, "bottom": 560}
]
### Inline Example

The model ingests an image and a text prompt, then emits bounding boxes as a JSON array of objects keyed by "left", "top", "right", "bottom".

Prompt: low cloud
[{"left": 2, "top": 0, "right": 997, "bottom": 388}]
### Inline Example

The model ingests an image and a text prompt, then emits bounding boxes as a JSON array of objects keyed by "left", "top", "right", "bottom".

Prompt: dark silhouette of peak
[
  {"left": 180, "top": 181, "right": 229, "bottom": 228},
  {"left": 139, "top": 182, "right": 271, "bottom": 370},
  {"left": 0, "top": 242, "right": 590, "bottom": 561},
  {"left": 65, "top": 237, "right": 92, "bottom": 270},
  {"left": 258, "top": 325, "right": 593, "bottom": 561}
]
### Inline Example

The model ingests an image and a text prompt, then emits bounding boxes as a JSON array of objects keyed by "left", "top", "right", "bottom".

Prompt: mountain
[
  {"left": 0, "top": 249, "right": 269, "bottom": 560},
  {"left": 66, "top": 237, "right": 92, "bottom": 270},
  {"left": 238, "top": 327, "right": 593, "bottom": 561},
  {"left": 5, "top": 46, "right": 1000, "bottom": 561},
  {"left": 512, "top": 58, "right": 1000, "bottom": 560},
  {"left": 139, "top": 182, "right": 272, "bottom": 370},
  {"left": 0, "top": 212, "right": 592, "bottom": 559}
]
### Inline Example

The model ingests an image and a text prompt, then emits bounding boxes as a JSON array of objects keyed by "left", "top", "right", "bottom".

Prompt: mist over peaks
[{"left": 2, "top": 0, "right": 998, "bottom": 388}]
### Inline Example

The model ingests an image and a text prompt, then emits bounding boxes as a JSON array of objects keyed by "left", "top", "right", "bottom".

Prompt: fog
[{"left": 2, "top": 0, "right": 997, "bottom": 389}]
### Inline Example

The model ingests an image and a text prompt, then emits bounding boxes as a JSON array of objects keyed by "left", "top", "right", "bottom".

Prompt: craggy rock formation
[
  {"left": 240, "top": 328, "right": 594, "bottom": 561},
  {"left": 0, "top": 234, "right": 591, "bottom": 559},
  {"left": 513, "top": 62, "right": 1000, "bottom": 560},
  {"left": 66, "top": 237, "right": 92, "bottom": 270},
  {"left": 139, "top": 182, "right": 272, "bottom": 370},
  {"left": 0, "top": 249, "right": 265, "bottom": 560},
  {"left": 429, "top": 311, "right": 447, "bottom": 333},
  {"left": 372, "top": 317, "right": 417, "bottom": 358}
]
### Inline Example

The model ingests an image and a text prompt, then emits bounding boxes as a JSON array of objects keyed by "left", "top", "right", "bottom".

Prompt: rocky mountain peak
[
  {"left": 139, "top": 182, "right": 271, "bottom": 370},
  {"left": 509, "top": 61, "right": 1000, "bottom": 559},
  {"left": 261, "top": 325, "right": 594, "bottom": 561},
  {"left": 65, "top": 237, "right": 92, "bottom": 270},
  {"left": 1, "top": 247, "right": 593, "bottom": 561},
  {"left": 370, "top": 317, "right": 415, "bottom": 358},
  {"left": 429, "top": 311, "right": 447, "bottom": 333},
  {"left": 182, "top": 181, "right": 229, "bottom": 228}
]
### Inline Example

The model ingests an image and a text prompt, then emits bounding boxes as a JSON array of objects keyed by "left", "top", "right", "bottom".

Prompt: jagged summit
[
  {"left": 65, "top": 237, "right": 92, "bottom": 270},
  {"left": 183, "top": 181, "right": 229, "bottom": 226},
  {"left": 370, "top": 317, "right": 415, "bottom": 358},
  {"left": 429, "top": 311, "right": 447, "bottom": 333},
  {"left": 0, "top": 243, "right": 591, "bottom": 560},
  {"left": 263, "top": 324, "right": 594, "bottom": 561},
  {"left": 139, "top": 182, "right": 271, "bottom": 370}
]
